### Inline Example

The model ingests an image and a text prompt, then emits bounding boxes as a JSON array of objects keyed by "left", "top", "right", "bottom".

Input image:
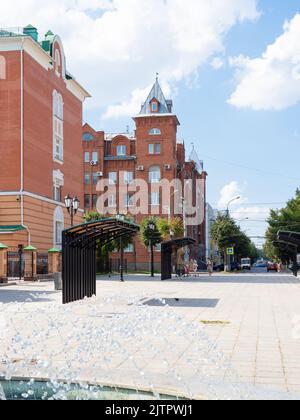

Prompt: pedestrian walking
[{"left": 207, "top": 258, "right": 213, "bottom": 277}]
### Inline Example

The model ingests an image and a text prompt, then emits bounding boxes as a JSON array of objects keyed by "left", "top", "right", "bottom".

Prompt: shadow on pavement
[
  {"left": 0, "top": 290, "right": 56, "bottom": 304},
  {"left": 143, "top": 298, "right": 219, "bottom": 308}
]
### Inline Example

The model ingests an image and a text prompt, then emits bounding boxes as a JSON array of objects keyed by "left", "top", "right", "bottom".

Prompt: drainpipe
[{"left": 20, "top": 37, "right": 31, "bottom": 246}]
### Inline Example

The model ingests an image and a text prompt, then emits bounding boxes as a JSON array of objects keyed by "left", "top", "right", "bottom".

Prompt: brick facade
[
  {"left": 83, "top": 81, "right": 207, "bottom": 270},
  {"left": 0, "top": 26, "right": 89, "bottom": 252}
]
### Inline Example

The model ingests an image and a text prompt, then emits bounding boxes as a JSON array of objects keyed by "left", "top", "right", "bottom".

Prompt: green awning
[
  {"left": 0, "top": 225, "right": 26, "bottom": 233},
  {"left": 0, "top": 243, "right": 8, "bottom": 249}
]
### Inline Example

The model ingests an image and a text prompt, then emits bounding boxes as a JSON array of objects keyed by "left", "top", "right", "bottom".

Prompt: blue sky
[{"left": 82, "top": 0, "right": 300, "bottom": 246}]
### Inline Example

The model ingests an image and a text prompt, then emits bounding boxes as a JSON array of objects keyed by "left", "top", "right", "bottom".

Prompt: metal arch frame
[
  {"left": 62, "top": 218, "right": 140, "bottom": 304},
  {"left": 161, "top": 237, "right": 196, "bottom": 281}
]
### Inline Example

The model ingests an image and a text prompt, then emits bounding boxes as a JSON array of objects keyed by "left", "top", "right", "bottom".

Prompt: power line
[{"left": 201, "top": 153, "right": 300, "bottom": 182}]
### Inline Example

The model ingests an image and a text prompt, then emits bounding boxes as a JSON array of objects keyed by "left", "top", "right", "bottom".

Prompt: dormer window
[{"left": 151, "top": 100, "right": 159, "bottom": 113}]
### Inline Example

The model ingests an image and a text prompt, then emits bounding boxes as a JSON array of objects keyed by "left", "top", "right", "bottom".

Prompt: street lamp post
[
  {"left": 226, "top": 196, "right": 241, "bottom": 217},
  {"left": 149, "top": 222, "right": 155, "bottom": 278},
  {"left": 64, "top": 194, "right": 80, "bottom": 227},
  {"left": 225, "top": 196, "right": 240, "bottom": 272}
]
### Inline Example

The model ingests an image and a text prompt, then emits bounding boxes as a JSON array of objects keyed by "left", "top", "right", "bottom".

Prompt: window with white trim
[
  {"left": 53, "top": 170, "right": 64, "bottom": 203},
  {"left": 109, "top": 172, "right": 117, "bottom": 185},
  {"left": 149, "top": 128, "right": 161, "bottom": 135},
  {"left": 53, "top": 91, "right": 64, "bottom": 162},
  {"left": 151, "top": 192, "right": 160, "bottom": 206},
  {"left": 108, "top": 194, "right": 116, "bottom": 208},
  {"left": 124, "top": 171, "right": 133, "bottom": 185},
  {"left": 117, "top": 145, "right": 126, "bottom": 156},
  {"left": 53, "top": 206, "right": 64, "bottom": 249},
  {"left": 149, "top": 166, "right": 161, "bottom": 184}
]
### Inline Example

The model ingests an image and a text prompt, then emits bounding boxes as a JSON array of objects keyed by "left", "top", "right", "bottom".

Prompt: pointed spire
[
  {"left": 189, "top": 144, "right": 204, "bottom": 174},
  {"left": 139, "top": 77, "right": 172, "bottom": 115}
]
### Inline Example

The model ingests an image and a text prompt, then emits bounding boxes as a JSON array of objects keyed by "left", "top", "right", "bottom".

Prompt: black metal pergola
[
  {"left": 161, "top": 237, "right": 196, "bottom": 281},
  {"left": 62, "top": 218, "right": 140, "bottom": 304}
]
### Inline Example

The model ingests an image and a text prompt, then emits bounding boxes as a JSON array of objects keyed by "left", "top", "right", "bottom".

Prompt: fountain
[{"left": 0, "top": 292, "right": 299, "bottom": 400}]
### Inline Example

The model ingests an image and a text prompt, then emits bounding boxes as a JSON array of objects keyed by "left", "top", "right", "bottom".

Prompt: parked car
[
  {"left": 213, "top": 264, "right": 224, "bottom": 272},
  {"left": 231, "top": 262, "right": 241, "bottom": 271},
  {"left": 267, "top": 262, "right": 278, "bottom": 272}
]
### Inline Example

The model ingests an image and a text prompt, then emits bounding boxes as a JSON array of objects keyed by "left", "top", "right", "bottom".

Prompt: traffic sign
[{"left": 227, "top": 247, "right": 234, "bottom": 256}]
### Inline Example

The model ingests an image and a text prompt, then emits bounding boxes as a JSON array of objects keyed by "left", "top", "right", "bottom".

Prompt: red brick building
[
  {"left": 83, "top": 80, "right": 207, "bottom": 270},
  {"left": 0, "top": 25, "right": 90, "bottom": 252}
]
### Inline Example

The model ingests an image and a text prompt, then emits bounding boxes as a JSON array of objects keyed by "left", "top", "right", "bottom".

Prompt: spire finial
[{"left": 156, "top": 72, "right": 159, "bottom": 82}]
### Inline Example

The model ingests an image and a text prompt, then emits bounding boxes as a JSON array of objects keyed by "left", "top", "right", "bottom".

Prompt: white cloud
[
  {"left": 218, "top": 181, "right": 247, "bottom": 209},
  {"left": 0, "top": 0, "right": 259, "bottom": 120},
  {"left": 229, "top": 13, "right": 300, "bottom": 111},
  {"left": 211, "top": 57, "right": 225, "bottom": 70}
]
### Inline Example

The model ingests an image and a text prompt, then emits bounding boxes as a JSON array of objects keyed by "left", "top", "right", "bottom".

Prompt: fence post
[
  {"left": 0, "top": 243, "right": 8, "bottom": 284},
  {"left": 24, "top": 245, "right": 37, "bottom": 282},
  {"left": 48, "top": 248, "right": 61, "bottom": 274}
]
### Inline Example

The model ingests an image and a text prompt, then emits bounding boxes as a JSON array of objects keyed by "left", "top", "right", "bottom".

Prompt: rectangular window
[
  {"left": 117, "top": 145, "right": 126, "bottom": 156},
  {"left": 53, "top": 117, "right": 63, "bottom": 162},
  {"left": 53, "top": 185, "right": 62, "bottom": 202},
  {"left": 108, "top": 194, "right": 116, "bottom": 208},
  {"left": 149, "top": 144, "right": 154, "bottom": 155},
  {"left": 84, "top": 194, "right": 90, "bottom": 209},
  {"left": 151, "top": 102, "right": 158, "bottom": 112},
  {"left": 155, "top": 143, "right": 161, "bottom": 154},
  {"left": 84, "top": 173, "right": 90, "bottom": 185},
  {"left": 124, "top": 194, "right": 134, "bottom": 207},
  {"left": 92, "top": 194, "right": 98, "bottom": 209},
  {"left": 151, "top": 192, "right": 160, "bottom": 206},
  {"left": 124, "top": 243, "right": 134, "bottom": 253},
  {"left": 124, "top": 171, "right": 133, "bottom": 185},
  {"left": 92, "top": 152, "right": 98, "bottom": 162},
  {"left": 93, "top": 173, "right": 98, "bottom": 185},
  {"left": 84, "top": 152, "right": 90, "bottom": 163},
  {"left": 109, "top": 172, "right": 117, "bottom": 185}
]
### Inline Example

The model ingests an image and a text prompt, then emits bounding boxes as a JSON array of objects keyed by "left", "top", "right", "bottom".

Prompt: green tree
[
  {"left": 140, "top": 217, "right": 162, "bottom": 248},
  {"left": 265, "top": 190, "right": 300, "bottom": 263},
  {"left": 211, "top": 214, "right": 255, "bottom": 261}
]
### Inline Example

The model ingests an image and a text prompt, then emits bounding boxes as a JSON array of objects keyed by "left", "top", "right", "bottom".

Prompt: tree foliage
[
  {"left": 211, "top": 214, "right": 258, "bottom": 260},
  {"left": 264, "top": 190, "right": 300, "bottom": 262},
  {"left": 140, "top": 217, "right": 184, "bottom": 248}
]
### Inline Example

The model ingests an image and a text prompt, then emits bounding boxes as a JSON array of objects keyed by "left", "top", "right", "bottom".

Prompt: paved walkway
[{"left": 1, "top": 270, "right": 300, "bottom": 400}]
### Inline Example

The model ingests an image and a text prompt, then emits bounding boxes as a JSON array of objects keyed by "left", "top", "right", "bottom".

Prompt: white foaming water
[{"left": 0, "top": 294, "right": 298, "bottom": 400}]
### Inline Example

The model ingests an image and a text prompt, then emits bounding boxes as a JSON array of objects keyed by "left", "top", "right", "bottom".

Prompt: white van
[{"left": 241, "top": 258, "right": 251, "bottom": 271}]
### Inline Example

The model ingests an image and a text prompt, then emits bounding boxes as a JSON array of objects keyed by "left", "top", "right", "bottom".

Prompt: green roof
[
  {"left": 0, "top": 225, "right": 26, "bottom": 232},
  {"left": 24, "top": 24, "right": 37, "bottom": 30},
  {"left": 24, "top": 245, "right": 37, "bottom": 251},
  {"left": 48, "top": 248, "right": 61, "bottom": 253}
]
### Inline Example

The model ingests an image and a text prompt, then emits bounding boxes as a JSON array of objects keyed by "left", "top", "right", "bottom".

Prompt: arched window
[
  {"left": 53, "top": 206, "right": 64, "bottom": 249},
  {"left": 53, "top": 90, "right": 64, "bottom": 162},
  {"left": 149, "top": 166, "right": 161, "bottom": 184},
  {"left": 0, "top": 55, "right": 6, "bottom": 80},
  {"left": 149, "top": 128, "right": 161, "bottom": 136},
  {"left": 83, "top": 133, "right": 94, "bottom": 141}
]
